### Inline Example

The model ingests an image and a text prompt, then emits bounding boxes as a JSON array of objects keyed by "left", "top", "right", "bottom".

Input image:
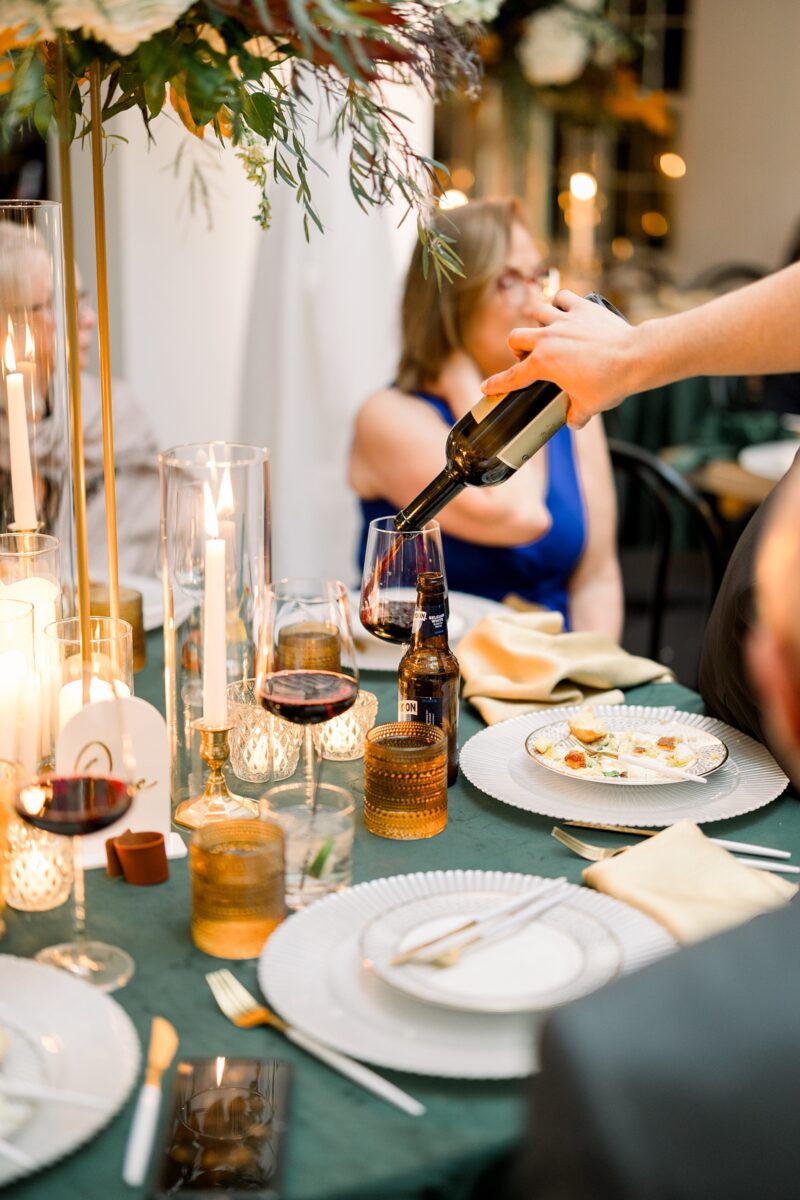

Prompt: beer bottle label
[
  {"left": 398, "top": 695, "right": 444, "bottom": 727},
  {"left": 411, "top": 605, "right": 447, "bottom": 639}
]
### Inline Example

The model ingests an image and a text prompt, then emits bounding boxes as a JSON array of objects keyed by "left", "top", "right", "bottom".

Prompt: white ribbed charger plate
[
  {"left": 0, "top": 956, "right": 140, "bottom": 1188},
  {"left": 460, "top": 705, "right": 789, "bottom": 827},
  {"left": 258, "top": 870, "right": 676, "bottom": 1079}
]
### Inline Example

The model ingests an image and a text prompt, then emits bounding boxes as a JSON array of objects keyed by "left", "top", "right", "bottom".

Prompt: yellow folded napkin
[
  {"left": 455, "top": 610, "right": 671, "bottom": 725},
  {"left": 583, "top": 820, "right": 797, "bottom": 944}
]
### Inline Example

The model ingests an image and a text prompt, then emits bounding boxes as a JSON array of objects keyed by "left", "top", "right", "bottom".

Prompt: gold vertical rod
[
  {"left": 88, "top": 64, "right": 120, "bottom": 623},
  {"left": 55, "top": 36, "right": 92, "bottom": 686}
]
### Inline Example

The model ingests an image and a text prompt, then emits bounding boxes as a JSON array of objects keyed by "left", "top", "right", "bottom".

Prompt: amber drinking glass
[
  {"left": 363, "top": 722, "right": 448, "bottom": 839},
  {"left": 190, "top": 819, "right": 286, "bottom": 959}
]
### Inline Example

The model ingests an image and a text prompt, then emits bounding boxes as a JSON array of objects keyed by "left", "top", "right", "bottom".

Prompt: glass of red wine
[
  {"left": 15, "top": 777, "right": 136, "bottom": 991},
  {"left": 359, "top": 517, "right": 447, "bottom": 644},
  {"left": 256, "top": 579, "right": 359, "bottom": 808}
]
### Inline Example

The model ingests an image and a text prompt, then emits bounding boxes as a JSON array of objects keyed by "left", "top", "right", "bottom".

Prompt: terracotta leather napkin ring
[{"left": 106, "top": 830, "right": 169, "bottom": 886}]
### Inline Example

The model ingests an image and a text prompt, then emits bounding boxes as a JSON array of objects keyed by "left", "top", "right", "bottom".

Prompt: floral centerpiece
[{"left": 0, "top": 1, "right": 487, "bottom": 279}]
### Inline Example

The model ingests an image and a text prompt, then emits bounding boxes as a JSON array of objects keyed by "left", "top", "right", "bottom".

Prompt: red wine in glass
[
  {"left": 259, "top": 670, "right": 359, "bottom": 725},
  {"left": 15, "top": 775, "right": 134, "bottom": 836},
  {"left": 359, "top": 596, "right": 417, "bottom": 643}
]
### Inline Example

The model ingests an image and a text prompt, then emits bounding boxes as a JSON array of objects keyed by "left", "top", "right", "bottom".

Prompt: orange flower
[
  {"left": 605, "top": 67, "right": 673, "bottom": 137},
  {"left": 169, "top": 82, "right": 206, "bottom": 138}
]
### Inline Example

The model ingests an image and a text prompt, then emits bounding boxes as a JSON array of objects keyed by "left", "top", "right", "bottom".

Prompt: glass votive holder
[
  {"left": 90, "top": 583, "right": 146, "bottom": 673},
  {"left": 227, "top": 680, "right": 303, "bottom": 783},
  {"left": 5, "top": 818, "right": 72, "bottom": 912},
  {"left": 313, "top": 689, "right": 378, "bottom": 761},
  {"left": 260, "top": 782, "right": 354, "bottom": 909},
  {"left": 190, "top": 819, "right": 286, "bottom": 959},
  {"left": 276, "top": 621, "right": 341, "bottom": 671},
  {"left": 364, "top": 722, "right": 448, "bottom": 840}
]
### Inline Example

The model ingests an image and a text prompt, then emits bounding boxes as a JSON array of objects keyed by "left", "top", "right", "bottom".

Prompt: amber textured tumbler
[
  {"left": 190, "top": 819, "right": 286, "bottom": 959},
  {"left": 363, "top": 722, "right": 448, "bottom": 840}
]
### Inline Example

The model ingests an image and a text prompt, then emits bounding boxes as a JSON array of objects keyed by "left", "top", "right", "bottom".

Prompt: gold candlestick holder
[{"left": 174, "top": 720, "right": 258, "bottom": 831}]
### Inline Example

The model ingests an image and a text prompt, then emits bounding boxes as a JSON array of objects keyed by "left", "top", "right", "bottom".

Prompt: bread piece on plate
[
  {"left": 568, "top": 708, "right": 608, "bottom": 744},
  {"left": 564, "top": 749, "right": 588, "bottom": 770}
]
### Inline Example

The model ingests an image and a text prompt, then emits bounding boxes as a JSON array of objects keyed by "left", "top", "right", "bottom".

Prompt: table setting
[{"left": 2, "top": 492, "right": 800, "bottom": 1197}]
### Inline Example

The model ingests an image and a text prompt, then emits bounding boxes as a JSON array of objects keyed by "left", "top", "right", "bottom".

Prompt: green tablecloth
[{"left": 4, "top": 633, "right": 800, "bottom": 1200}]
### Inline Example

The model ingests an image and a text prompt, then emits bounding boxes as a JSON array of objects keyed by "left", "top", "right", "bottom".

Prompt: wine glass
[
  {"left": 256, "top": 579, "right": 359, "bottom": 808},
  {"left": 359, "top": 517, "right": 447, "bottom": 644},
  {"left": 14, "top": 616, "right": 139, "bottom": 992}
]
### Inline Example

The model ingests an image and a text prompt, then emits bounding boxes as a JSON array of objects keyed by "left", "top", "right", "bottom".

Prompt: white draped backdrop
[{"left": 238, "top": 87, "right": 432, "bottom": 584}]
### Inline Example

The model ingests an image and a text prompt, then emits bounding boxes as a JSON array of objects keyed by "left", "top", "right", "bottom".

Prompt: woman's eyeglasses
[{"left": 495, "top": 267, "right": 560, "bottom": 305}]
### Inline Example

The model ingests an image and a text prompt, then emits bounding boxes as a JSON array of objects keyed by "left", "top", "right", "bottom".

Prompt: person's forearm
[
  {"left": 633, "top": 264, "right": 800, "bottom": 390},
  {"left": 568, "top": 569, "right": 623, "bottom": 641}
]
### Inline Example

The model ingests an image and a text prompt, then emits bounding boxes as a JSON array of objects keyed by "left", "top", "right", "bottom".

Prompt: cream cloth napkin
[
  {"left": 456, "top": 610, "right": 671, "bottom": 725},
  {"left": 583, "top": 821, "right": 797, "bottom": 944}
]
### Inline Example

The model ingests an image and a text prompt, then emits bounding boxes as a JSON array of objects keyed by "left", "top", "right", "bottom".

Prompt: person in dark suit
[{"left": 512, "top": 463, "right": 800, "bottom": 1200}]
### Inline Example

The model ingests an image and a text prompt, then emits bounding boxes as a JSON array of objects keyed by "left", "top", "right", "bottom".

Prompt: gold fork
[
  {"left": 551, "top": 826, "right": 630, "bottom": 862},
  {"left": 205, "top": 969, "right": 425, "bottom": 1116}
]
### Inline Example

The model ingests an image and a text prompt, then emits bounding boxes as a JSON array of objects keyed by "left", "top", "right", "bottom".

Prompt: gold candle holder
[{"left": 174, "top": 720, "right": 258, "bottom": 831}]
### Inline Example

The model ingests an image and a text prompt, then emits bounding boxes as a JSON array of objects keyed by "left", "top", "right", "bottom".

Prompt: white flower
[
  {"left": 1, "top": 0, "right": 192, "bottom": 50},
  {"left": 0, "top": 2, "right": 52, "bottom": 38},
  {"left": 517, "top": 6, "right": 590, "bottom": 86},
  {"left": 437, "top": 0, "right": 505, "bottom": 27},
  {"left": 570, "top": 0, "right": 604, "bottom": 11}
]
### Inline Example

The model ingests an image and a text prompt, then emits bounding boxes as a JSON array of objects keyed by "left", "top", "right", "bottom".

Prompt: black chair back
[{"left": 608, "top": 438, "right": 727, "bottom": 665}]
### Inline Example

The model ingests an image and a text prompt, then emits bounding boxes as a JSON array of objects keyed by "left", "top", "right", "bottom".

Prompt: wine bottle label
[
  {"left": 398, "top": 695, "right": 444, "bottom": 727},
  {"left": 411, "top": 605, "right": 447, "bottom": 639},
  {"left": 497, "top": 392, "right": 569, "bottom": 468},
  {"left": 470, "top": 390, "right": 509, "bottom": 425}
]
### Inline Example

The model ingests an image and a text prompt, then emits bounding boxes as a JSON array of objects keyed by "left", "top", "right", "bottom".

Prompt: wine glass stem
[
  {"left": 71, "top": 836, "right": 87, "bottom": 955},
  {"left": 304, "top": 726, "right": 319, "bottom": 814}
]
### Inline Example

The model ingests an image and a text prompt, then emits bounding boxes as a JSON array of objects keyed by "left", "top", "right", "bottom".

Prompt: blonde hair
[{"left": 396, "top": 197, "right": 526, "bottom": 393}]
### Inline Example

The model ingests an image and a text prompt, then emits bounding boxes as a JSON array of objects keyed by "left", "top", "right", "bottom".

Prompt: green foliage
[{"left": 0, "top": 2, "right": 482, "bottom": 282}]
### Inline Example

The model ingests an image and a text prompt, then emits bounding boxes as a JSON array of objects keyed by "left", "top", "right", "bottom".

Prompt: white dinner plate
[
  {"left": 359, "top": 886, "right": 623, "bottom": 1013},
  {"left": 738, "top": 440, "right": 799, "bottom": 482},
  {"left": 0, "top": 956, "right": 140, "bottom": 1187},
  {"left": 349, "top": 589, "right": 505, "bottom": 672},
  {"left": 460, "top": 705, "right": 789, "bottom": 827},
  {"left": 525, "top": 714, "right": 728, "bottom": 785},
  {"left": 258, "top": 870, "right": 676, "bottom": 1079}
]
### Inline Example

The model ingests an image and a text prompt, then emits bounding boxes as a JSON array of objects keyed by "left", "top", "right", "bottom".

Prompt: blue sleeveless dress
[{"left": 357, "top": 390, "right": 587, "bottom": 626}]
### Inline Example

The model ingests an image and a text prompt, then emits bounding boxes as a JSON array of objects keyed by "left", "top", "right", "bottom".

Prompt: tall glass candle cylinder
[
  {"left": 0, "top": 202, "right": 76, "bottom": 600},
  {"left": 159, "top": 444, "right": 270, "bottom": 820}
]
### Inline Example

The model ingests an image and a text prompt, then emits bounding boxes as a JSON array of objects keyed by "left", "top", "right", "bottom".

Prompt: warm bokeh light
[
  {"left": 658, "top": 152, "right": 686, "bottom": 179},
  {"left": 217, "top": 468, "right": 234, "bottom": 517},
  {"left": 203, "top": 482, "right": 219, "bottom": 539},
  {"left": 612, "top": 237, "right": 635, "bottom": 261},
  {"left": 438, "top": 189, "right": 469, "bottom": 210},
  {"left": 450, "top": 166, "right": 475, "bottom": 192},
  {"left": 215, "top": 1056, "right": 225, "bottom": 1087},
  {"left": 569, "top": 172, "right": 598, "bottom": 202},
  {"left": 642, "top": 211, "right": 669, "bottom": 237},
  {"left": 557, "top": 191, "right": 570, "bottom": 211}
]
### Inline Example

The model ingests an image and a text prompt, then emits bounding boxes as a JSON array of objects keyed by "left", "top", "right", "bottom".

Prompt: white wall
[
  {"left": 69, "top": 109, "right": 261, "bottom": 450},
  {"left": 672, "top": 0, "right": 800, "bottom": 282}
]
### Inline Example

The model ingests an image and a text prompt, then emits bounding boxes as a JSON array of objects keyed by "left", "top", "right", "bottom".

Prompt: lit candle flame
[
  {"left": 24, "top": 323, "right": 33, "bottom": 359},
  {"left": 216, "top": 468, "right": 234, "bottom": 517},
  {"left": 19, "top": 784, "right": 46, "bottom": 818},
  {"left": 215, "top": 1056, "right": 225, "bottom": 1088},
  {"left": 203, "top": 483, "right": 219, "bottom": 539},
  {"left": 569, "top": 172, "right": 598, "bottom": 202},
  {"left": 4, "top": 334, "right": 16, "bottom": 375}
]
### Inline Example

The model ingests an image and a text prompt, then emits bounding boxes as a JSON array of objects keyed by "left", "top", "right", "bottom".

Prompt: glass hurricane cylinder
[
  {"left": 160, "top": 443, "right": 270, "bottom": 823},
  {"left": 44, "top": 615, "right": 133, "bottom": 746},
  {"left": 0, "top": 202, "right": 76, "bottom": 599}
]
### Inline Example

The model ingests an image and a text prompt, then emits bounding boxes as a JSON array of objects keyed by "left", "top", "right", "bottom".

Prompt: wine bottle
[
  {"left": 394, "top": 293, "right": 625, "bottom": 532},
  {"left": 397, "top": 571, "right": 460, "bottom": 785}
]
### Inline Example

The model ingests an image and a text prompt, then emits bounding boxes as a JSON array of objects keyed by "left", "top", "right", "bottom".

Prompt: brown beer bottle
[{"left": 397, "top": 571, "right": 460, "bottom": 785}]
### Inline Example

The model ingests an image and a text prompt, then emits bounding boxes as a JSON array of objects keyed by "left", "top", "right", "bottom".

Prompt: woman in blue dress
[{"left": 348, "top": 197, "right": 622, "bottom": 637}]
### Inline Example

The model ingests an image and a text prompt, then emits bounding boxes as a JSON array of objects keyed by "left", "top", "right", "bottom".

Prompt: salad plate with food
[{"left": 525, "top": 708, "right": 728, "bottom": 786}]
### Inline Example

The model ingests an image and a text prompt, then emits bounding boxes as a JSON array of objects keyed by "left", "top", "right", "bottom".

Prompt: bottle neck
[
  {"left": 394, "top": 468, "right": 463, "bottom": 532},
  {"left": 411, "top": 593, "right": 449, "bottom": 649}
]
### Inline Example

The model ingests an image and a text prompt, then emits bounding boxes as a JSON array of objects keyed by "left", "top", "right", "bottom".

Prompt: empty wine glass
[
  {"left": 359, "top": 517, "right": 447, "bottom": 644},
  {"left": 255, "top": 579, "right": 359, "bottom": 808}
]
